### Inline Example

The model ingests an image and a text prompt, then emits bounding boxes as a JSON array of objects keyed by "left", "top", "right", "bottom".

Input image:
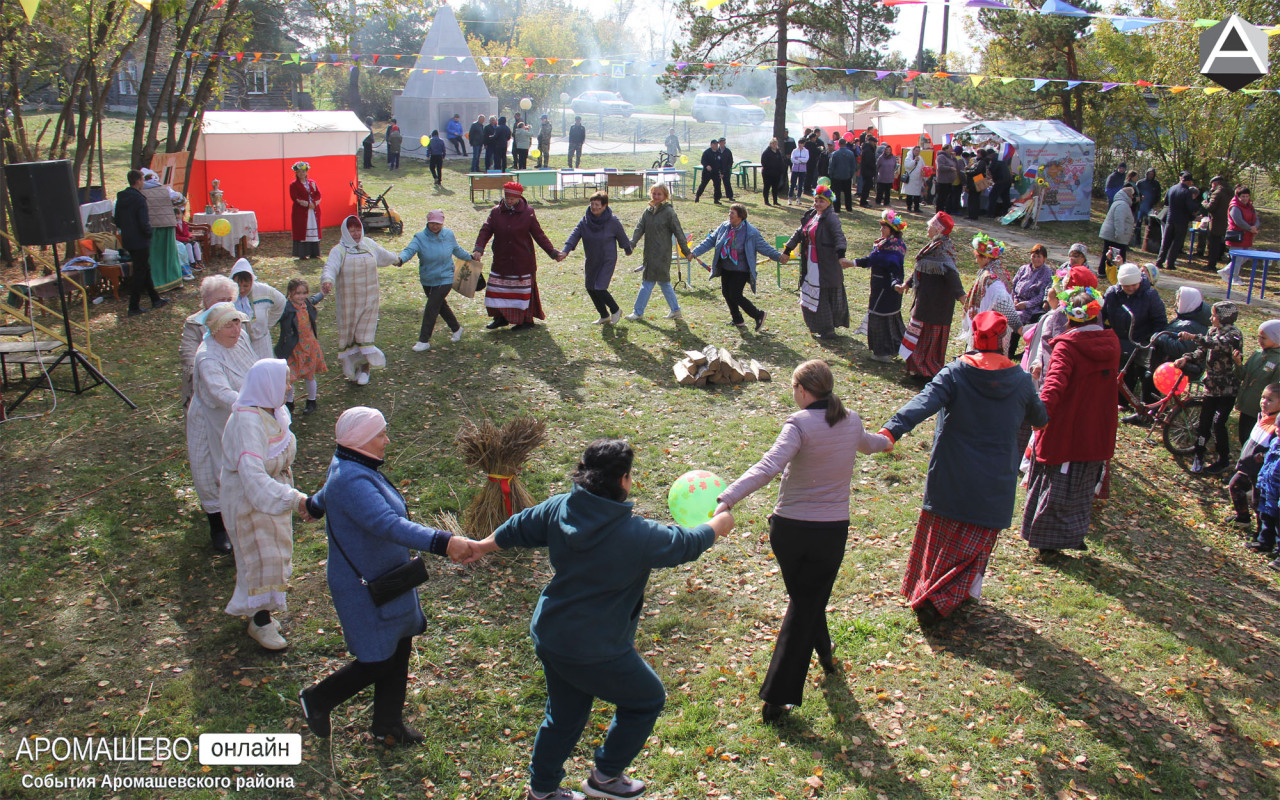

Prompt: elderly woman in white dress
[
  {"left": 181, "top": 275, "right": 236, "bottom": 406},
  {"left": 321, "top": 215, "right": 401, "bottom": 385},
  {"left": 187, "top": 302, "right": 258, "bottom": 554},
  {"left": 230, "top": 259, "right": 287, "bottom": 361},
  {"left": 220, "top": 359, "right": 310, "bottom": 651}
]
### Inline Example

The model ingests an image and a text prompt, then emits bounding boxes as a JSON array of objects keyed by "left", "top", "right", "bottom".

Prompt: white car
[
  {"left": 570, "top": 91, "right": 634, "bottom": 117},
  {"left": 691, "top": 93, "right": 766, "bottom": 125}
]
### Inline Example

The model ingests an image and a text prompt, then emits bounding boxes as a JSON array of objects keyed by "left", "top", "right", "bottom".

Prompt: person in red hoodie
[
  {"left": 472, "top": 182, "right": 562, "bottom": 331},
  {"left": 1019, "top": 287, "right": 1121, "bottom": 558}
]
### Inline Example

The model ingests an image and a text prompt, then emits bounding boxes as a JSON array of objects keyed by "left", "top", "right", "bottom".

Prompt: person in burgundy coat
[
  {"left": 289, "top": 162, "right": 323, "bottom": 259},
  {"left": 1020, "top": 287, "right": 1121, "bottom": 557},
  {"left": 471, "top": 182, "right": 562, "bottom": 331}
]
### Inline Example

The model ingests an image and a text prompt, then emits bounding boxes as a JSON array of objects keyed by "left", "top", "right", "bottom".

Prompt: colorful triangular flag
[{"left": 1040, "top": 0, "right": 1088, "bottom": 17}]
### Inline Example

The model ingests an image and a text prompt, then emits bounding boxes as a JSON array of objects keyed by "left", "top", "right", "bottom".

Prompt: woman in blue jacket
[
  {"left": 689, "top": 203, "right": 784, "bottom": 330},
  {"left": 852, "top": 209, "right": 908, "bottom": 361},
  {"left": 300, "top": 407, "right": 469, "bottom": 745},
  {"left": 464, "top": 440, "right": 734, "bottom": 800},
  {"left": 399, "top": 210, "right": 476, "bottom": 352},
  {"left": 559, "top": 191, "right": 632, "bottom": 325}
]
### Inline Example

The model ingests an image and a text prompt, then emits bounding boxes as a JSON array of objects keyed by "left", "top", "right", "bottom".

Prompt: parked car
[
  {"left": 570, "top": 91, "right": 634, "bottom": 117},
  {"left": 691, "top": 93, "right": 766, "bottom": 125}
]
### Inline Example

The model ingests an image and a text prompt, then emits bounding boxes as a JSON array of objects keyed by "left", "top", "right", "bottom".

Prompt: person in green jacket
[
  {"left": 625, "top": 182, "right": 691, "bottom": 322},
  {"left": 463, "top": 440, "right": 734, "bottom": 800},
  {"left": 1237, "top": 320, "right": 1280, "bottom": 445}
]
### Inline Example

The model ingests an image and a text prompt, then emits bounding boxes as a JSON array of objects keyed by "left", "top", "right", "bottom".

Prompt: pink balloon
[
  {"left": 1153, "top": 362, "right": 1188, "bottom": 397},
  {"left": 843, "top": 131, "right": 855, "bottom": 142}
]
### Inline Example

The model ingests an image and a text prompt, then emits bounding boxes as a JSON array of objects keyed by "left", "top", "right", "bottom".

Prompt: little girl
[
  {"left": 274, "top": 278, "right": 327, "bottom": 415},
  {"left": 1176, "top": 301, "right": 1244, "bottom": 474}
]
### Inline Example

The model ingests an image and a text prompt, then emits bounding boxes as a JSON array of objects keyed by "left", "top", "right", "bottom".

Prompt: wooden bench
[
  {"left": 469, "top": 174, "right": 510, "bottom": 204},
  {"left": 606, "top": 174, "right": 644, "bottom": 197}
]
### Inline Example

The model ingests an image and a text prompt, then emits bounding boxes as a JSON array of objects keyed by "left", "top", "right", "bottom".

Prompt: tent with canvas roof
[
  {"left": 950, "top": 119, "right": 1095, "bottom": 222},
  {"left": 186, "top": 111, "right": 366, "bottom": 233}
]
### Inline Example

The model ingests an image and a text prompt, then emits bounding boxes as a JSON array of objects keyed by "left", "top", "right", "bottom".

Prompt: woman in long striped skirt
[{"left": 897, "top": 212, "right": 965, "bottom": 379}]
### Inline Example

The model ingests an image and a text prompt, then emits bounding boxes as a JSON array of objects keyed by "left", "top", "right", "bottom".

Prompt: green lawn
[{"left": 1, "top": 128, "right": 1279, "bottom": 799}]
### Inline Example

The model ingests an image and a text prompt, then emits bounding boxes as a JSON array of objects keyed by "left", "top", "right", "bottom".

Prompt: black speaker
[{"left": 5, "top": 160, "right": 84, "bottom": 247}]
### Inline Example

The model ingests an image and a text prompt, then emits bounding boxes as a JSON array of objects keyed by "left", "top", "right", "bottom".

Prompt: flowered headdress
[
  {"left": 881, "top": 209, "right": 907, "bottom": 234},
  {"left": 291, "top": 161, "right": 310, "bottom": 171},
  {"left": 813, "top": 184, "right": 834, "bottom": 202},
  {"left": 1061, "top": 286, "right": 1103, "bottom": 323},
  {"left": 971, "top": 233, "right": 1005, "bottom": 259}
]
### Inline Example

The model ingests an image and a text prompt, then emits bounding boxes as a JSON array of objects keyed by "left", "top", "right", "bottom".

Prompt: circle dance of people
[{"left": 174, "top": 170, "right": 1280, "bottom": 800}]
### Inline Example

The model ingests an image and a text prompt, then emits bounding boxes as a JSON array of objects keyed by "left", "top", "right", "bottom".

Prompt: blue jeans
[
  {"left": 470, "top": 146, "right": 481, "bottom": 173},
  {"left": 633, "top": 280, "right": 679, "bottom": 316},
  {"left": 529, "top": 647, "right": 666, "bottom": 794}
]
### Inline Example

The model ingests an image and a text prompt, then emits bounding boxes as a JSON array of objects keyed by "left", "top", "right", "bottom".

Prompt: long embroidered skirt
[
  {"left": 1019, "top": 460, "right": 1105, "bottom": 551},
  {"left": 902, "top": 510, "right": 1000, "bottom": 617},
  {"left": 485, "top": 271, "right": 544, "bottom": 325},
  {"left": 866, "top": 311, "right": 906, "bottom": 357},
  {"left": 287, "top": 312, "right": 328, "bottom": 381},
  {"left": 801, "top": 285, "right": 850, "bottom": 335},
  {"left": 901, "top": 320, "right": 949, "bottom": 378}
]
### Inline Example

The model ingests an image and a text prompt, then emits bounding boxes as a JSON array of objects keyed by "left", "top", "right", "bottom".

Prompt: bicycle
[
  {"left": 651, "top": 152, "right": 674, "bottom": 169},
  {"left": 1116, "top": 326, "right": 1202, "bottom": 457}
]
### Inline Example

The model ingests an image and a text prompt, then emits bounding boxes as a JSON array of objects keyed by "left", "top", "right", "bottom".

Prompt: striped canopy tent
[{"left": 187, "top": 111, "right": 368, "bottom": 233}]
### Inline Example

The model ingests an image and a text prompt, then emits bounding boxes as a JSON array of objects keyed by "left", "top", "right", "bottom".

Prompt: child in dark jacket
[
  {"left": 275, "top": 278, "right": 327, "bottom": 415},
  {"left": 1228, "top": 383, "right": 1280, "bottom": 529},
  {"left": 1251, "top": 436, "right": 1280, "bottom": 564},
  {"left": 1176, "top": 301, "right": 1244, "bottom": 474}
]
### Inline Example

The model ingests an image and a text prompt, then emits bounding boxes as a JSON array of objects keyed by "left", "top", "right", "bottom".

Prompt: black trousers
[
  {"left": 760, "top": 516, "right": 848, "bottom": 706},
  {"left": 1098, "top": 241, "right": 1127, "bottom": 274},
  {"left": 419, "top": 284, "right": 459, "bottom": 341},
  {"left": 587, "top": 288, "right": 619, "bottom": 317},
  {"left": 831, "top": 178, "right": 853, "bottom": 212},
  {"left": 567, "top": 143, "right": 583, "bottom": 168},
  {"left": 966, "top": 188, "right": 982, "bottom": 219},
  {"left": 309, "top": 636, "right": 413, "bottom": 730},
  {"left": 935, "top": 182, "right": 952, "bottom": 213},
  {"left": 991, "top": 181, "right": 1012, "bottom": 217},
  {"left": 1157, "top": 219, "right": 1190, "bottom": 269},
  {"left": 1195, "top": 394, "right": 1236, "bottom": 461},
  {"left": 492, "top": 152, "right": 507, "bottom": 172},
  {"left": 876, "top": 182, "right": 892, "bottom": 206},
  {"left": 485, "top": 145, "right": 495, "bottom": 170},
  {"left": 127, "top": 247, "right": 160, "bottom": 310},
  {"left": 429, "top": 155, "right": 444, "bottom": 184},
  {"left": 904, "top": 194, "right": 922, "bottom": 212},
  {"left": 1205, "top": 233, "right": 1227, "bottom": 271},
  {"left": 858, "top": 173, "right": 874, "bottom": 205},
  {"left": 363, "top": 143, "right": 373, "bottom": 169},
  {"left": 514, "top": 148, "right": 528, "bottom": 170},
  {"left": 762, "top": 173, "right": 783, "bottom": 205},
  {"left": 696, "top": 171, "right": 723, "bottom": 202},
  {"left": 719, "top": 172, "right": 735, "bottom": 200},
  {"left": 448, "top": 136, "right": 467, "bottom": 155},
  {"left": 720, "top": 271, "right": 762, "bottom": 325}
]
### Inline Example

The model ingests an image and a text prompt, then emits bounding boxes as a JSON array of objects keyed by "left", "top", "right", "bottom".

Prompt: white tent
[
  {"left": 188, "top": 111, "right": 367, "bottom": 233},
  {"left": 847, "top": 100, "right": 973, "bottom": 143},
  {"left": 951, "top": 119, "right": 1095, "bottom": 222}
]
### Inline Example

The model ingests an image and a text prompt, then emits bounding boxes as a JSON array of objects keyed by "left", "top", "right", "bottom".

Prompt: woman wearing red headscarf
[
  {"left": 896, "top": 211, "right": 966, "bottom": 379},
  {"left": 472, "top": 181, "right": 562, "bottom": 331},
  {"left": 878, "top": 311, "right": 1047, "bottom": 624}
]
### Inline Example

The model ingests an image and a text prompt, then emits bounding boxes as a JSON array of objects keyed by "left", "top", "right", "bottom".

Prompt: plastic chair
[{"left": 775, "top": 235, "right": 789, "bottom": 289}]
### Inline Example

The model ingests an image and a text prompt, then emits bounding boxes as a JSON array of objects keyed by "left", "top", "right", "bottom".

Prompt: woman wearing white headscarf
[
  {"left": 220, "top": 359, "right": 310, "bottom": 650},
  {"left": 181, "top": 275, "right": 237, "bottom": 406},
  {"left": 187, "top": 302, "right": 258, "bottom": 554},
  {"left": 321, "top": 216, "right": 401, "bottom": 385},
  {"left": 229, "top": 259, "right": 287, "bottom": 361}
]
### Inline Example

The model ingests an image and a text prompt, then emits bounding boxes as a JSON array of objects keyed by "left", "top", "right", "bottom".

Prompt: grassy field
[{"left": 1, "top": 120, "right": 1279, "bottom": 799}]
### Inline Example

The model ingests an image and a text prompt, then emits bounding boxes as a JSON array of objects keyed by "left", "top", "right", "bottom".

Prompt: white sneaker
[
  {"left": 412, "top": 341, "right": 431, "bottom": 352},
  {"left": 451, "top": 327, "right": 464, "bottom": 342},
  {"left": 356, "top": 370, "right": 370, "bottom": 386},
  {"left": 608, "top": 310, "right": 622, "bottom": 324},
  {"left": 248, "top": 619, "right": 287, "bottom": 650},
  {"left": 624, "top": 313, "right": 642, "bottom": 321},
  {"left": 664, "top": 310, "right": 683, "bottom": 320},
  {"left": 593, "top": 316, "right": 609, "bottom": 324}
]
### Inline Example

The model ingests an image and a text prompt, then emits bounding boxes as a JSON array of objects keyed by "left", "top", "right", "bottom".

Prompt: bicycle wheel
[{"left": 1162, "top": 398, "right": 1202, "bottom": 456}]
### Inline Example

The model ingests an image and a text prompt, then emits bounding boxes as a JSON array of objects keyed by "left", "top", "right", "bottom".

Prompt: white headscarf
[
  {"left": 1176, "top": 286, "right": 1202, "bottom": 315},
  {"left": 335, "top": 406, "right": 386, "bottom": 450},
  {"left": 230, "top": 259, "right": 255, "bottom": 315},
  {"left": 339, "top": 215, "right": 369, "bottom": 255},
  {"left": 205, "top": 301, "right": 248, "bottom": 335},
  {"left": 235, "top": 359, "right": 292, "bottom": 459},
  {"left": 1260, "top": 320, "right": 1280, "bottom": 348}
]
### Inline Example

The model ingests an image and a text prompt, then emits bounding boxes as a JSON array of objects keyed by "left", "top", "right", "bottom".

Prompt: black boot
[
  {"left": 286, "top": 401, "right": 295, "bottom": 415},
  {"left": 304, "top": 399, "right": 317, "bottom": 415},
  {"left": 208, "top": 512, "right": 231, "bottom": 553}
]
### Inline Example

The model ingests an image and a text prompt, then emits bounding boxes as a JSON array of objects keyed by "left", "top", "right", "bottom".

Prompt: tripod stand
[{"left": 5, "top": 246, "right": 136, "bottom": 415}]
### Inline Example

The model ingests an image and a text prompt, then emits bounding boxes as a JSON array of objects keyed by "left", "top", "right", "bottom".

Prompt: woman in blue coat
[
  {"left": 559, "top": 191, "right": 632, "bottom": 325},
  {"left": 399, "top": 210, "right": 476, "bottom": 351},
  {"left": 689, "top": 203, "right": 784, "bottom": 330},
  {"left": 300, "top": 406, "right": 469, "bottom": 745}
]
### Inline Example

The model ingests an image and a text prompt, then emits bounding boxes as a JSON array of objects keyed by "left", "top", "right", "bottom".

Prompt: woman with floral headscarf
[
  {"left": 322, "top": 216, "right": 402, "bottom": 385},
  {"left": 290, "top": 162, "right": 322, "bottom": 260},
  {"left": 962, "top": 233, "right": 1019, "bottom": 349},
  {"left": 896, "top": 212, "right": 965, "bottom": 378},
  {"left": 1020, "top": 288, "right": 1120, "bottom": 558},
  {"left": 850, "top": 209, "right": 907, "bottom": 361},
  {"left": 784, "top": 185, "right": 849, "bottom": 339}
]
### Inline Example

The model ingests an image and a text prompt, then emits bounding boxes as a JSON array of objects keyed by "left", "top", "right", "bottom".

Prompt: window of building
[
  {"left": 117, "top": 62, "right": 138, "bottom": 96},
  {"left": 248, "top": 67, "right": 268, "bottom": 95}
]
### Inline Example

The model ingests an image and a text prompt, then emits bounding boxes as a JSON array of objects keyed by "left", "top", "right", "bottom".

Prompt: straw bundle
[{"left": 455, "top": 415, "right": 547, "bottom": 535}]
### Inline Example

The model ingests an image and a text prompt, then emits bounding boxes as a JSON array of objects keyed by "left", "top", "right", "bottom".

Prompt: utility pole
[
  {"left": 941, "top": 0, "right": 950, "bottom": 62},
  {"left": 912, "top": 5, "right": 928, "bottom": 107}
]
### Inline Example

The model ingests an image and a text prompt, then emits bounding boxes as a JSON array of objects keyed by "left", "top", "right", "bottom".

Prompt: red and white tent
[{"left": 187, "top": 111, "right": 368, "bottom": 234}]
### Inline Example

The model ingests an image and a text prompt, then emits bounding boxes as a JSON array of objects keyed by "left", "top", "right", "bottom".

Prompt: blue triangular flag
[
  {"left": 1040, "top": 0, "right": 1088, "bottom": 16},
  {"left": 1032, "top": 78, "right": 1051, "bottom": 91}
]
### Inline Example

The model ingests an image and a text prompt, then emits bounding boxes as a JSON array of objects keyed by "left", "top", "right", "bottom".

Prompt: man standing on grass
[
  {"left": 1156, "top": 172, "right": 1205, "bottom": 272},
  {"left": 469, "top": 114, "right": 486, "bottom": 172},
  {"left": 568, "top": 116, "right": 586, "bottom": 169},
  {"left": 695, "top": 140, "right": 723, "bottom": 204},
  {"left": 114, "top": 169, "right": 167, "bottom": 317},
  {"left": 717, "top": 137, "right": 735, "bottom": 202}
]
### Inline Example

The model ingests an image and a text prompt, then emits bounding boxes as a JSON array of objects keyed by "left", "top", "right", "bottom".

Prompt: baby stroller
[{"left": 351, "top": 181, "right": 403, "bottom": 235}]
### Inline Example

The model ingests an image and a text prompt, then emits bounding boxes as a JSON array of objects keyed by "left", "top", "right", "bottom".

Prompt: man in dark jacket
[
  {"left": 1133, "top": 168, "right": 1162, "bottom": 246},
  {"left": 567, "top": 116, "right": 586, "bottom": 168},
  {"left": 491, "top": 116, "right": 512, "bottom": 172},
  {"left": 114, "top": 169, "right": 166, "bottom": 317},
  {"left": 783, "top": 131, "right": 797, "bottom": 159},
  {"left": 361, "top": 116, "right": 375, "bottom": 169},
  {"left": 858, "top": 136, "right": 878, "bottom": 207},
  {"left": 988, "top": 153, "right": 1012, "bottom": 218},
  {"left": 695, "top": 140, "right": 723, "bottom": 204},
  {"left": 804, "top": 133, "right": 823, "bottom": 194},
  {"left": 717, "top": 137, "right": 735, "bottom": 201},
  {"left": 468, "top": 114, "right": 486, "bottom": 172},
  {"left": 1156, "top": 172, "right": 1205, "bottom": 271},
  {"left": 1103, "top": 262, "right": 1168, "bottom": 413},
  {"left": 482, "top": 116, "right": 498, "bottom": 170},
  {"left": 828, "top": 141, "right": 857, "bottom": 212},
  {"left": 1204, "top": 176, "right": 1231, "bottom": 272},
  {"left": 964, "top": 150, "right": 990, "bottom": 220},
  {"left": 1104, "top": 163, "right": 1127, "bottom": 202}
]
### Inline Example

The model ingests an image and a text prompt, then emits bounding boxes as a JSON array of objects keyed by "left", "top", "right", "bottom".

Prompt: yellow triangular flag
[
  {"left": 1204, "top": 86, "right": 1225, "bottom": 94},
  {"left": 704, "top": 0, "right": 728, "bottom": 8},
  {"left": 19, "top": 0, "right": 39, "bottom": 21},
  {"left": 133, "top": 0, "right": 150, "bottom": 8},
  {"left": 969, "top": 75, "right": 985, "bottom": 87},
  {"left": 571, "top": 59, "right": 583, "bottom": 67},
  {"left": 1267, "top": 26, "right": 1280, "bottom": 37},
  {"left": 1168, "top": 86, "right": 1190, "bottom": 93}
]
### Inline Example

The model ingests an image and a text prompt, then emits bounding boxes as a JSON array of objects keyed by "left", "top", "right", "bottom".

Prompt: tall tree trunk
[
  {"left": 772, "top": 2, "right": 788, "bottom": 141},
  {"left": 131, "top": 10, "right": 162, "bottom": 169}
]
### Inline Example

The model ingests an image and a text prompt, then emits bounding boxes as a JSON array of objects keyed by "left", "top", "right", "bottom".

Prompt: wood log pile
[{"left": 673, "top": 346, "right": 772, "bottom": 387}]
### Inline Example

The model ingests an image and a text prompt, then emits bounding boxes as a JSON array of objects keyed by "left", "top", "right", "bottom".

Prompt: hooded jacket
[
  {"left": 1035, "top": 325, "right": 1121, "bottom": 464},
  {"left": 884, "top": 357, "right": 1048, "bottom": 529},
  {"left": 400, "top": 225, "right": 471, "bottom": 286},
  {"left": 494, "top": 486, "right": 716, "bottom": 663},
  {"left": 828, "top": 146, "right": 857, "bottom": 181},
  {"left": 631, "top": 201, "right": 690, "bottom": 282},
  {"left": 1102, "top": 278, "right": 1167, "bottom": 355}
]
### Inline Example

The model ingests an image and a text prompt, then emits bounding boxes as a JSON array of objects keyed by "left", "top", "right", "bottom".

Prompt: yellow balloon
[
  {"left": 529, "top": 148, "right": 541, "bottom": 159},
  {"left": 211, "top": 218, "right": 231, "bottom": 237},
  {"left": 679, "top": 155, "right": 689, "bottom": 164},
  {"left": 420, "top": 135, "right": 430, "bottom": 147}
]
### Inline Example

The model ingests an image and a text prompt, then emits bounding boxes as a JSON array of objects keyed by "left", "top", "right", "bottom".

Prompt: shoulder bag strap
[{"left": 326, "top": 524, "right": 370, "bottom": 586}]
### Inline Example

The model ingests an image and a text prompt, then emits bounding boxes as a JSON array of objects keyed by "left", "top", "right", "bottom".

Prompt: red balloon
[
  {"left": 842, "top": 131, "right": 855, "bottom": 142},
  {"left": 1153, "top": 362, "right": 1188, "bottom": 397}
]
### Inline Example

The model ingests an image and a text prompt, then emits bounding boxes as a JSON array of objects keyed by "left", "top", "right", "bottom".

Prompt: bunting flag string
[
  {"left": 172, "top": 49, "right": 1280, "bottom": 96},
  {"left": 877, "top": 0, "right": 1280, "bottom": 36}
]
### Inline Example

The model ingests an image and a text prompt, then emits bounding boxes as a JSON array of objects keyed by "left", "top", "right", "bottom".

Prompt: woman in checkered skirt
[
  {"left": 877, "top": 311, "right": 1047, "bottom": 626},
  {"left": 896, "top": 212, "right": 965, "bottom": 379}
]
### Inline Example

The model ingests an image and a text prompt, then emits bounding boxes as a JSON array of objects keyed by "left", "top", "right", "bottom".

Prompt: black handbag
[
  {"left": 1225, "top": 230, "right": 1244, "bottom": 243},
  {"left": 328, "top": 527, "right": 429, "bottom": 607}
]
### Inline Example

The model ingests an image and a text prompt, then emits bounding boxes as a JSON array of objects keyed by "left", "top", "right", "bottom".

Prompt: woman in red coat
[
  {"left": 1020, "top": 287, "right": 1121, "bottom": 557},
  {"left": 290, "top": 162, "right": 322, "bottom": 260},
  {"left": 471, "top": 182, "right": 562, "bottom": 331}
]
